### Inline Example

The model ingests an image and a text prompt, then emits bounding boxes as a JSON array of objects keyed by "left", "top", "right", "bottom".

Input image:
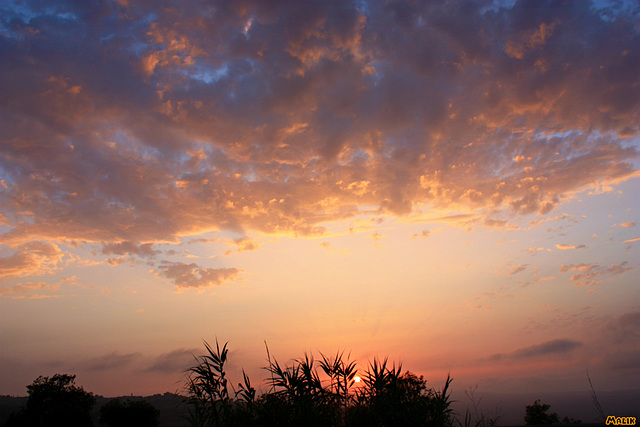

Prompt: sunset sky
[{"left": 1, "top": 0, "right": 639, "bottom": 410}]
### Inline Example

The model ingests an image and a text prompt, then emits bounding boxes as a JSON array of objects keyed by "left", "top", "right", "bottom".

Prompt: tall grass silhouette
[{"left": 184, "top": 339, "right": 454, "bottom": 426}]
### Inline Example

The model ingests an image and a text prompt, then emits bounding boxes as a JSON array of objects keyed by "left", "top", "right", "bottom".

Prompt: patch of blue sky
[
  {"left": 239, "top": 170, "right": 257, "bottom": 183},
  {"left": 111, "top": 132, "right": 164, "bottom": 162},
  {"left": 480, "top": 0, "right": 517, "bottom": 14},
  {"left": 127, "top": 40, "right": 150, "bottom": 57},
  {"left": 0, "top": 165, "right": 14, "bottom": 185},
  {"left": 54, "top": 11, "right": 77, "bottom": 21},
  {"left": 354, "top": 0, "right": 370, "bottom": 16},
  {"left": 136, "top": 12, "right": 157, "bottom": 27},
  {"left": 1, "top": 1, "right": 42, "bottom": 25},
  {"left": 536, "top": 129, "right": 576, "bottom": 139},
  {"left": 368, "top": 60, "right": 385, "bottom": 87},
  {"left": 7, "top": 1, "right": 79, "bottom": 24},
  {"left": 591, "top": 0, "right": 639, "bottom": 22},
  {"left": 184, "top": 63, "right": 229, "bottom": 84},
  {"left": 619, "top": 135, "right": 640, "bottom": 168},
  {"left": 348, "top": 149, "right": 371, "bottom": 163},
  {"left": 122, "top": 13, "right": 157, "bottom": 56},
  {"left": 100, "top": 33, "right": 115, "bottom": 43}
]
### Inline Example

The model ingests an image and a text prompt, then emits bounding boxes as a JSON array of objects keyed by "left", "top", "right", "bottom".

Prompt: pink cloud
[
  {"left": 0, "top": 242, "right": 63, "bottom": 278},
  {"left": 0, "top": 0, "right": 637, "bottom": 254},
  {"left": 156, "top": 261, "right": 242, "bottom": 289},
  {"left": 560, "top": 262, "right": 632, "bottom": 287}
]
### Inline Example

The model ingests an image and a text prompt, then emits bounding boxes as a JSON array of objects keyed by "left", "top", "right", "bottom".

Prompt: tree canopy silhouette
[{"left": 4, "top": 374, "right": 96, "bottom": 427}]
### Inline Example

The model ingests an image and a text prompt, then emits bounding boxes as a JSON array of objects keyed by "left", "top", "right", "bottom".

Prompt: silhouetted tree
[
  {"left": 525, "top": 399, "right": 560, "bottom": 425},
  {"left": 99, "top": 398, "right": 160, "bottom": 427},
  {"left": 4, "top": 374, "right": 95, "bottom": 427}
]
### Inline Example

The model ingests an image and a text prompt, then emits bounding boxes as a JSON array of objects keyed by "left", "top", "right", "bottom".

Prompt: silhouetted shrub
[
  {"left": 99, "top": 398, "right": 160, "bottom": 427},
  {"left": 184, "top": 340, "right": 454, "bottom": 427},
  {"left": 525, "top": 399, "right": 560, "bottom": 425}
]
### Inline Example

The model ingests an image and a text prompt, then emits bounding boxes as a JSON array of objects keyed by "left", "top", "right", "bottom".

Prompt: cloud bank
[{"left": 0, "top": 0, "right": 637, "bottom": 251}]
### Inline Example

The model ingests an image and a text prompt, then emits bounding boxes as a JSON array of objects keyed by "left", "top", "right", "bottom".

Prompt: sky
[{"left": 1, "top": 0, "right": 639, "bottom": 413}]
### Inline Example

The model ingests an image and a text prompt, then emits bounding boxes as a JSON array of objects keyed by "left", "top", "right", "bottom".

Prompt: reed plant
[{"left": 185, "top": 340, "right": 454, "bottom": 426}]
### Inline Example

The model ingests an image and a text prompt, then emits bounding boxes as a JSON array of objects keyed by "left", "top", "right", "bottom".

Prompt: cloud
[
  {"left": 483, "top": 219, "right": 508, "bottom": 228},
  {"left": 0, "top": 281, "right": 59, "bottom": 299},
  {"left": 0, "top": 242, "right": 64, "bottom": 279},
  {"left": 223, "top": 237, "right": 261, "bottom": 256},
  {"left": 0, "top": 0, "right": 636, "bottom": 250},
  {"left": 512, "top": 339, "right": 583, "bottom": 358},
  {"left": 600, "top": 350, "right": 640, "bottom": 370},
  {"left": 520, "top": 275, "right": 554, "bottom": 287},
  {"left": 370, "top": 232, "right": 384, "bottom": 241},
  {"left": 411, "top": 230, "right": 430, "bottom": 239},
  {"left": 524, "top": 247, "right": 548, "bottom": 255},
  {"left": 156, "top": 261, "right": 242, "bottom": 289},
  {"left": 486, "top": 338, "right": 583, "bottom": 361},
  {"left": 146, "top": 348, "right": 198, "bottom": 373},
  {"left": 594, "top": 312, "right": 640, "bottom": 371},
  {"left": 559, "top": 261, "right": 632, "bottom": 287},
  {"left": 619, "top": 221, "right": 636, "bottom": 228},
  {"left": 318, "top": 240, "right": 350, "bottom": 255},
  {"left": 101, "top": 241, "right": 160, "bottom": 258},
  {"left": 0, "top": 276, "right": 89, "bottom": 299},
  {"left": 81, "top": 351, "right": 140, "bottom": 371},
  {"left": 601, "top": 311, "right": 640, "bottom": 345},
  {"left": 555, "top": 243, "right": 586, "bottom": 250},
  {"left": 508, "top": 264, "right": 527, "bottom": 276}
]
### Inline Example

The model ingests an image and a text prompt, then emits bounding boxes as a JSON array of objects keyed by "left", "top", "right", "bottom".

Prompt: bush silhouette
[
  {"left": 184, "top": 340, "right": 453, "bottom": 427},
  {"left": 4, "top": 374, "right": 95, "bottom": 427},
  {"left": 99, "top": 398, "right": 160, "bottom": 427},
  {"left": 524, "top": 399, "right": 560, "bottom": 425}
]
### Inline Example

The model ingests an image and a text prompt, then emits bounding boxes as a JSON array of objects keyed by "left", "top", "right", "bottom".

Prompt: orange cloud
[
  {"left": 555, "top": 243, "right": 586, "bottom": 250},
  {"left": 560, "top": 262, "right": 632, "bottom": 287},
  {"left": 155, "top": 261, "right": 242, "bottom": 289},
  {"left": 0, "top": 242, "right": 63, "bottom": 279},
  {"left": 0, "top": 276, "right": 79, "bottom": 299},
  {"left": 0, "top": 0, "right": 637, "bottom": 258}
]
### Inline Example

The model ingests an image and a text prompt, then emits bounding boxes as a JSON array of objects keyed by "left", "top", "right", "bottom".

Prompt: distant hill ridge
[
  {"left": 2, "top": 388, "right": 639, "bottom": 426},
  {"left": 0, "top": 392, "right": 190, "bottom": 427}
]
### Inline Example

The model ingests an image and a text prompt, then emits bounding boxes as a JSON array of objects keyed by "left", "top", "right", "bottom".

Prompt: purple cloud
[{"left": 0, "top": 0, "right": 637, "bottom": 247}]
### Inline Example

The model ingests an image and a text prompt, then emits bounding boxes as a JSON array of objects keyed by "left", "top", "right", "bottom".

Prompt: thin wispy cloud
[
  {"left": 485, "top": 339, "right": 583, "bottom": 362},
  {"left": 146, "top": 348, "right": 199, "bottom": 373},
  {"left": 559, "top": 261, "right": 632, "bottom": 287}
]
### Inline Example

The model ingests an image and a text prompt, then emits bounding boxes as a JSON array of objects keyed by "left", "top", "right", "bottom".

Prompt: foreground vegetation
[
  {"left": 184, "top": 340, "right": 453, "bottom": 426},
  {"left": 3, "top": 340, "right": 597, "bottom": 426}
]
